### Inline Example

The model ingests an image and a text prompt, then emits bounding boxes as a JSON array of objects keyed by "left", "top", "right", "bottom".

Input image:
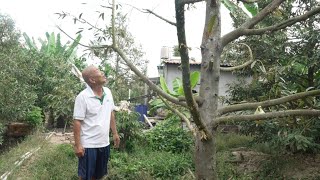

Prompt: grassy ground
[
  {"left": 0, "top": 132, "right": 46, "bottom": 177},
  {"left": 1, "top": 132, "right": 320, "bottom": 179}
]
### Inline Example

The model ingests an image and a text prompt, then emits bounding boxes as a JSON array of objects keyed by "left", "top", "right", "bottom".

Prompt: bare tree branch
[
  {"left": 143, "top": 9, "right": 177, "bottom": 26},
  {"left": 57, "top": 25, "right": 114, "bottom": 55},
  {"left": 108, "top": 0, "right": 187, "bottom": 107},
  {"left": 218, "top": 90, "right": 320, "bottom": 115},
  {"left": 112, "top": 0, "right": 116, "bottom": 45},
  {"left": 178, "top": 0, "right": 204, "bottom": 4},
  {"left": 56, "top": 12, "right": 104, "bottom": 32},
  {"left": 220, "top": 43, "right": 254, "bottom": 72},
  {"left": 220, "top": 59, "right": 255, "bottom": 71},
  {"left": 237, "top": 0, "right": 259, "bottom": 3},
  {"left": 112, "top": 46, "right": 187, "bottom": 107},
  {"left": 159, "top": 96, "right": 196, "bottom": 137},
  {"left": 222, "top": 3, "right": 320, "bottom": 47},
  {"left": 122, "top": 3, "right": 176, "bottom": 26},
  {"left": 214, "top": 109, "right": 320, "bottom": 125},
  {"left": 141, "top": 0, "right": 205, "bottom": 26},
  {"left": 222, "top": 0, "right": 284, "bottom": 47},
  {"left": 56, "top": 26, "right": 91, "bottom": 48},
  {"left": 241, "top": 0, "right": 285, "bottom": 29},
  {"left": 175, "top": 0, "right": 211, "bottom": 139},
  {"left": 238, "top": 6, "right": 320, "bottom": 36}
]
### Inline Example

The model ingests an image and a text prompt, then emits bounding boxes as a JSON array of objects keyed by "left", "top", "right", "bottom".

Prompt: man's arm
[
  {"left": 110, "top": 111, "right": 120, "bottom": 148},
  {"left": 73, "top": 119, "right": 84, "bottom": 157}
]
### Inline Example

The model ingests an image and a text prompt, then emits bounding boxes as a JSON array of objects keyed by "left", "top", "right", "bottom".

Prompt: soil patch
[
  {"left": 48, "top": 131, "right": 74, "bottom": 145},
  {"left": 230, "top": 148, "right": 320, "bottom": 179}
]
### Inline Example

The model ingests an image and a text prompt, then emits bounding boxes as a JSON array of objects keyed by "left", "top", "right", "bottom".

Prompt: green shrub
[
  {"left": 108, "top": 151, "right": 145, "bottom": 179},
  {"left": 114, "top": 111, "right": 143, "bottom": 152},
  {"left": 25, "top": 106, "right": 43, "bottom": 127},
  {"left": 0, "top": 48, "right": 38, "bottom": 122},
  {"left": 240, "top": 117, "right": 320, "bottom": 153},
  {"left": 144, "top": 116, "right": 194, "bottom": 153},
  {"left": 274, "top": 130, "right": 320, "bottom": 153},
  {"left": 146, "top": 151, "right": 193, "bottom": 179},
  {"left": 108, "top": 148, "right": 194, "bottom": 180},
  {"left": 57, "top": 143, "right": 75, "bottom": 159}
]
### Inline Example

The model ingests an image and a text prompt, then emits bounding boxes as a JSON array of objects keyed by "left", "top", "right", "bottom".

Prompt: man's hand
[
  {"left": 113, "top": 133, "right": 120, "bottom": 148},
  {"left": 74, "top": 144, "right": 85, "bottom": 157}
]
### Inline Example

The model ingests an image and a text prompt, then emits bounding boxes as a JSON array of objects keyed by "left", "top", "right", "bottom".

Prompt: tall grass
[
  {"left": 216, "top": 133, "right": 253, "bottom": 152},
  {"left": 9, "top": 143, "right": 78, "bottom": 180}
]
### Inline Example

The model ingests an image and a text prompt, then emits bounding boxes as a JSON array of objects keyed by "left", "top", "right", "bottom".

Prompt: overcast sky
[{"left": 0, "top": 0, "right": 234, "bottom": 77}]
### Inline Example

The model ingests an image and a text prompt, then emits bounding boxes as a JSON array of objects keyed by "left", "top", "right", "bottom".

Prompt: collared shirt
[{"left": 73, "top": 86, "right": 115, "bottom": 148}]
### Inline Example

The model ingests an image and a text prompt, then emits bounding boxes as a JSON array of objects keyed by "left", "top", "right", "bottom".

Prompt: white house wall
[{"left": 164, "top": 64, "right": 239, "bottom": 97}]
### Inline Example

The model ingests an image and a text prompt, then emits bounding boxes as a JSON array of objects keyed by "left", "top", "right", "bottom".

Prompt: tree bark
[
  {"left": 175, "top": 0, "right": 210, "bottom": 137},
  {"left": 196, "top": 0, "right": 221, "bottom": 179},
  {"left": 195, "top": 132, "right": 217, "bottom": 180}
]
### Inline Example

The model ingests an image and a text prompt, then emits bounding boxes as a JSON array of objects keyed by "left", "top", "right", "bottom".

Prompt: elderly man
[{"left": 73, "top": 65, "right": 120, "bottom": 180}]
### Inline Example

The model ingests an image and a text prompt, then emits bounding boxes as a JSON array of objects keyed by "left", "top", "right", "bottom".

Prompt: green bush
[
  {"left": 144, "top": 116, "right": 194, "bottom": 153},
  {"left": 274, "top": 129, "right": 320, "bottom": 153},
  {"left": 57, "top": 143, "right": 76, "bottom": 159},
  {"left": 0, "top": 48, "right": 38, "bottom": 122},
  {"left": 146, "top": 151, "right": 193, "bottom": 179},
  {"left": 25, "top": 106, "right": 43, "bottom": 127},
  {"left": 108, "top": 148, "right": 194, "bottom": 180},
  {"left": 114, "top": 111, "right": 143, "bottom": 152},
  {"left": 240, "top": 117, "right": 320, "bottom": 153},
  {"left": 109, "top": 151, "right": 151, "bottom": 180}
]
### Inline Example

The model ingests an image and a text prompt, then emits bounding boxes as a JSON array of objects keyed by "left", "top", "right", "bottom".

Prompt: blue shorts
[{"left": 78, "top": 145, "right": 110, "bottom": 180}]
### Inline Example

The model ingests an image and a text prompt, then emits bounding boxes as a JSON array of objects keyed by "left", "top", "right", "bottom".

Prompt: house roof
[{"left": 162, "top": 58, "right": 233, "bottom": 67}]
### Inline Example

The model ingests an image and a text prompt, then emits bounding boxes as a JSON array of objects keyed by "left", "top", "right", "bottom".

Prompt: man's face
[{"left": 90, "top": 68, "right": 107, "bottom": 85}]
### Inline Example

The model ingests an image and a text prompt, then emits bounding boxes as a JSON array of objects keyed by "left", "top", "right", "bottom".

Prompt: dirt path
[{"left": 48, "top": 131, "right": 74, "bottom": 145}]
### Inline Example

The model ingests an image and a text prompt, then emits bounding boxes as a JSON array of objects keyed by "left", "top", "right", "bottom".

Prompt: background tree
[
  {"left": 173, "top": 45, "right": 181, "bottom": 57},
  {"left": 0, "top": 13, "right": 38, "bottom": 122},
  {"left": 23, "top": 32, "right": 84, "bottom": 128},
  {"left": 0, "top": 13, "right": 20, "bottom": 50},
  {"left": 56, "top": 9, "right": 148, "bottom": 104}
]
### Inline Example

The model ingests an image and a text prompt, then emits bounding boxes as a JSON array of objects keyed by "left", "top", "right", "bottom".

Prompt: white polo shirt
[{"left": 73, "top": 86, "right": 115, "bottom": 148}]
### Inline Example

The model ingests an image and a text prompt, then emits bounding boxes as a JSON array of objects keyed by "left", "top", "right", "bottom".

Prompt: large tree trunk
[
  {"left": 195, "top": 131, "right": 217, "bottom": 179},
  {"left": 196, "top": 0, "right": 222, "bottom": 179}
]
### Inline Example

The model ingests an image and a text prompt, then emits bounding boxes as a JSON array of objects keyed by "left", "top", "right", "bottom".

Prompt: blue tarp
[{"left": 134, "top": 104, "right": 148, "bottom": 122}]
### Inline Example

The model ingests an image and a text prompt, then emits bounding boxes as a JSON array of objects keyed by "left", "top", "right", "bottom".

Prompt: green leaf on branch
[
  {"left": 222, "top": 0, "right": 250, "bottom": 18},
  {"left": 160, "top": 76, "right": 173, "bottom": 95},
  {"left": 243, "top": 3, "right": 258, "bottom": 17},
  {"left": 173, "top": 78, "right": 184, "bottom": 96},
  {"left": 190, "top": 71, "right": 200, "bottom": 89}
]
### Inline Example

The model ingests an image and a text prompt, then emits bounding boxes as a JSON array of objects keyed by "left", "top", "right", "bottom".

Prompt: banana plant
[
  {"left": 160, "top": 71, "right": 200, "bottom": 97},
  {"left": 149, "top": 71, "right": 200, "bottom": 114},
  {"left": 22, "top": 32, "right": 84, "bottom": 128},
  {"left": 23, "top": 32, "right": 81, "bottom": 60}
]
